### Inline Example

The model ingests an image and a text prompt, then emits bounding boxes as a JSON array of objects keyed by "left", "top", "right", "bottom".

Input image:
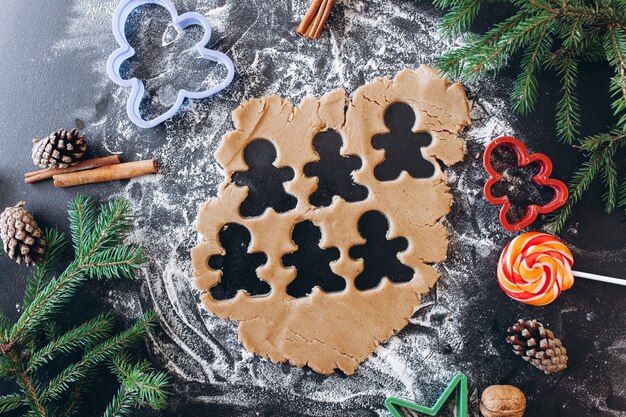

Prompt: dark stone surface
[{"left": 0, "top": 1, "right": 625, "bottom": 417}]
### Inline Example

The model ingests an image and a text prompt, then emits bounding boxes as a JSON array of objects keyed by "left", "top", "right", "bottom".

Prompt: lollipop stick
[{"left": 572, "top": 270, "right": 626, "bottom": 286}]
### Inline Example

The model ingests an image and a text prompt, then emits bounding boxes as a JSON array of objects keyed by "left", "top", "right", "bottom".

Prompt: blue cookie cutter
[{"left": 106, "top": 0, "right": 235, "bottom": 128}]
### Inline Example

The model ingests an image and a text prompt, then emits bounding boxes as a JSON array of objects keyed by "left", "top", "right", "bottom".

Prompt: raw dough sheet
[{"left": 192, "top": 66, "right": 470, "bottom": 374}]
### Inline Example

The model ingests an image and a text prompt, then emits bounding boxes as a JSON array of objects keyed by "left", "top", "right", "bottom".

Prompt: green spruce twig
[
  {"left": 433, "top": 0, "right": 626, "bottom": 231},
  {"left": 0, "top": 195, "right": 169, "bottom": 417}
]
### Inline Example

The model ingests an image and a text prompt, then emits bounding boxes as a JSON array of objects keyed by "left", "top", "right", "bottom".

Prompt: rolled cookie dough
[{"left": 191, "top": 65, "right": 470, "bottom": 375}]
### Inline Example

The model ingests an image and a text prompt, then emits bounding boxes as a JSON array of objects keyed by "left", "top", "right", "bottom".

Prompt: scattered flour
[{"left": 52, "top": 0, "right": 617, "bottom": 415}]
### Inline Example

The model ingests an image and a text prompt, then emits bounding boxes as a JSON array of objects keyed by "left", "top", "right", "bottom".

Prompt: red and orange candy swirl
[{"left": 498, "top": 232, "right": 574, "bottom": 306}]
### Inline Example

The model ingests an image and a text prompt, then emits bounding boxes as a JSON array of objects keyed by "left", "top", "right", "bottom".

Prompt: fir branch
[
  {"left": 438, "top": 11, "right": 532, "bottom": 78},
  {"left": 0, "top": 356, "right": 17, "bottom": 379},
  {"left": 10, "top": 198, "right": 142, "bottom": 344},
  {"left": 10, "top": 263, "right": 87, "bottom": 343},
  {"left": 0, "top": 313, "right": 9, "bottom": 344},
  {"left": 27, "top": 314, "right": 115, "bottom": 373},
  {"left": 480, "top": 12, "right": 555, "bottom": 72},
  {"left": 579, "top": 130, "right": 626, "bottom": 151},
  {"left": 0, "top": 393, "right": 26, "bottom": 412},
  {"left": 85, "top": 199, "right": 135, "bottom": 258},
  {"left": 68, "top": 195, "right": 96, "bottom": 258},
  {"left": 512, "top": 27, "right": 553, "bottom": 114},
  {"left": 551, "top": 51, "right": 581, "bottom": 143},
  {"left": 111, "top": 355, "right": 170, "bottom": 410},
  {"left": 548, "top": 139, "right": 618, "bottom": 231},
  {"left": 13, "top": 362, "right": 47, "bottom": 417},
  {"left": 436, "top": 0, "right": 482, "bottom": 38},
  {"left": 102, "top": 386, "right": 135, "bottom": 417},
  {"left": 602, "top": 154, "right": 619, "bottom": 211},
  {"left": 579, "top": 31, "right": 606, "bottom": 62},
  {"left": 560, "top": 15, "right": 584, "bottom": 48},
  {"left": 42, "top": 322, "right": 61, "bottom": 345},
  {"left": 100, "top": 354, "right": 170, "bottom": 417},
  {"left": 0, "top": 195, "right": 169, "bottom": 416},
  {"left": 448, "top": 12, "right": 556, "bottom": 80},
  {"left": 23, "top": 228, "right": 66, "bottom": 309},
  {"left": 604, "top": 25, "right": 626, "bottom": 129},
  {"left": 42, "top": 312, "right": 158, "bottom": 401},
  {"left": 482, "top": 10, "right": 532, "bottom": 46},
  {"left": 58, "top": 368, "right": 97, "bottom": 417},
  {"left": 83, "top": 246, "right": 148, "bottom": 280},
  {"left": 619, "top": 175, "right": 626, "bottom": 209}
]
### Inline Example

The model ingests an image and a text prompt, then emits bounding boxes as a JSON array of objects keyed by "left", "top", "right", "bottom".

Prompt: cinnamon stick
[
  {"left": 25, "top": 155, "right": 122, "bottom": 184},
  {"left": 53, "top": 160, "right": 157, "bottom": 188},
  {"left": 297, "top": 0, "right": 336, "bottom": 39}
]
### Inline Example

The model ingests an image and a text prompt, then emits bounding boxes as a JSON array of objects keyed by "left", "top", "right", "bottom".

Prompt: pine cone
[
  {"left": 32, "top": 128, "right": 87, "bottom": 169},
  {"left": 0, "top": 202, "right": 46, "bottom": 266},
  {"left": 506, "top": 319, "right": 568, "bottom": 375}
]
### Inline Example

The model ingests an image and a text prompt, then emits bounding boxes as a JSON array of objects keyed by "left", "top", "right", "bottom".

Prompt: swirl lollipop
[
  {"left": 498, "top": 232, "right": 626, "bottom": 305},
  {"left": 498, "top": 232, "right": 574, "bottom": 306}
]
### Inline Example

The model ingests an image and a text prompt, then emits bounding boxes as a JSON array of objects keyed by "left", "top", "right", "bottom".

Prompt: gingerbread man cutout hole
[
  {"left": 349, "top": 211, "right": 413, "bottom": 291},
  {"left": 304, "top": 130, "right": 368, "bottom": 207},
  {"left": 372, "top": 102, "right": 435, "bottom": 181},
  {"left": 208, "top": 223, "right": 270, "bottom": 300},
  {"left": 232, "top": 139, "right": 298, "bottom": 217},
  {"left": 488, "top": 144, "right": 555, "bottom": 226},
  {"left": 282, "top": 221, "right": 346, "bottom": 298}
]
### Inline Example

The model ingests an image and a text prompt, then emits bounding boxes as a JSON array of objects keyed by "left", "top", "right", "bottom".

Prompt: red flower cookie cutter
[{"left": 483, "top": 136, "right": 569, "bottom": 232}]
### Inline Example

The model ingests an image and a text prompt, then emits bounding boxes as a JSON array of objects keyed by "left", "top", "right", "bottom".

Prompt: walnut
[{"left": 480, "top": 385, "right": 526, "bottom": 417}]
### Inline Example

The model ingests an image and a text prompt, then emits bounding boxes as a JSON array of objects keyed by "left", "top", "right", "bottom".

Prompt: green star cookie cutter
[{"left": 384, "top": 372, "right": 468, "bottom": 416}]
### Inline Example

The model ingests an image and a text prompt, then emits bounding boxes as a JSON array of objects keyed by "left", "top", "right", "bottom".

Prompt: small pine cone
[
  {"left": 0, "top": 202, "right": 46, "bottom": 266},
  {"left": 506, "top": 319, "right": 568, "bottom": 375},
  {"left": 31, "top": 128, "right": 87, "bottom": 169}
]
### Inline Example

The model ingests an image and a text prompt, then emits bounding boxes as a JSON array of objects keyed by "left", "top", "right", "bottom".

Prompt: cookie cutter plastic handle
[
  {"left": 106, "top": 0, "right": 235, "bottom": 128},
  {"left": 483, "top": 136, "right": 568, "bottom": 232}
]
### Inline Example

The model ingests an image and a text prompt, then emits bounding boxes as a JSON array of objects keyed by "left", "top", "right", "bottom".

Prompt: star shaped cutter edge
[
  {"left": 483, "top": 136, "right": 569, "bottom": 232},
  {"left": 106, "top": 0, "right": 236, "bottom": 129},
  {"left": 384, "top": 372, "right": 468, "bottom": 416}
]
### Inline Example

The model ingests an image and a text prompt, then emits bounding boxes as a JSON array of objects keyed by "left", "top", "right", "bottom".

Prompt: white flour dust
[{"left": 52, "top": 0, "right": 576, "bottom": 415}]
